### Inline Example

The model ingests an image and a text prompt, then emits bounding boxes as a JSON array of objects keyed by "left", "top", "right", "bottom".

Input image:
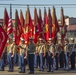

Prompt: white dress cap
[
  {"left": 70, "top": 38, "right": 74, "bottom": 41},
  {"left": 48, "top": 38, "right": 52, "bottom": 41}
]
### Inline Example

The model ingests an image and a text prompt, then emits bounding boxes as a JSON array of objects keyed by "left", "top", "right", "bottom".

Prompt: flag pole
[
  {"left": 10, "top": 4, "right": 12, "bottom": 19},
  {"left": 10, "top": 4, "right": 13, "bottom": 38}
]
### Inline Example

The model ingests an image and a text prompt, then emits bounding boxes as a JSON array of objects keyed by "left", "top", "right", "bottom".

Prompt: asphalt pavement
[{"left": 0, "top": 66, "right": 76, "bottom": 75}]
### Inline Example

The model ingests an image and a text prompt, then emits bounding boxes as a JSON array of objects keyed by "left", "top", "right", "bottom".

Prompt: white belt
[
  {"left": 29, "top": 52, "right": 34, "bottom": 54},
  {"left": 8, "top": 51, "right": 12, "bottom": 54}
]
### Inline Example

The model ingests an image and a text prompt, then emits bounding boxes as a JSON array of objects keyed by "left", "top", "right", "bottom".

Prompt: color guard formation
[{"left": 0, "top": 37, "right": 76, "bottom": 74}]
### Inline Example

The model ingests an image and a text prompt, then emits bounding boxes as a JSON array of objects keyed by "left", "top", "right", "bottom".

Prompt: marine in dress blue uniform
[{"left": 28, "top": 37, "right": 36, "bottom": 74}]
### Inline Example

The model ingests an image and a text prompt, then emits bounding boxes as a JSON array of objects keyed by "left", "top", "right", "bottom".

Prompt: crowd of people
[{"left": 0, "top": 37, "right": 76, "bottom": 74}]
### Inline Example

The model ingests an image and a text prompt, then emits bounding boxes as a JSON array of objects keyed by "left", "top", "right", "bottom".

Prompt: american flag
[{"left": 7, "top": 18, "right": 13, "bottom": 35}]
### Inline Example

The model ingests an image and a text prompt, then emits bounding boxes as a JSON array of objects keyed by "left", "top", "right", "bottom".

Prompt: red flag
[
  {"left": 20, "top": 10, "right": 25, "bottom": 33},
  {"left": 0, "top": 26, "right": 8, "bottom": 57},
  {"left": 19, "top": 10, "right": 25, "bottom": 41},
  {"left": 33, "top": 7, "right": 40, "bottom": 43},
  {"left": 14, "top": 9, "right": 22, "bottom": 45},
  {"left": 43, "top": 7, "right": 47, "bottom": 41},
  {"left": 52, "top": 24, "right": 56, "bottom": 40},
  {"left": 3, "top": 8, "right": 9, "bottom": 32},
  {"left": 7, "top": 18, "right": 13, "bottom": 35},
  {"left": 45, "top": 16, "right": 50, "bottom": 41},
  {"left": 24, "top": 7, "right": 30, "bottom": 45},
  {"left": 60, "top": 7, "right": 67, "bottom": 42},
  {"left": 24, "top": 23, "right": 29, "bottom": 45},
  {"left": 44, "top": 8, "right": 51, "bottom": 41},
  {"left": 48, "top": 8, "right": 52, "bottom": 38},
  {"left": 52, "top": 6, "right": 59, "bottom": 43},
  {"left": 28, "top": 7, "right": 34, "bottom": 38},
  {"left": 29, "top": 17, "right": 34, "bottom": 38},
  {"left": 24, "top": 6, "right": 34, "bottom": 45},
  {"left": 38, "top": 8, "right": 43, "bottom": 39}
]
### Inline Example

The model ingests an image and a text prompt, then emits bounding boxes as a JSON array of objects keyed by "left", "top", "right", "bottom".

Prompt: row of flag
[{"left": 0, "top": 6, "right": 67, "bottom": 57}]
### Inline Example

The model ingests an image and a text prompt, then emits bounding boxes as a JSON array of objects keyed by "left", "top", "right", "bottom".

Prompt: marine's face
[
  {"left": 71, "top": 40, "right": 74, "bottom": 43},
  {"left": 64, "top": 41, "right": 68, "bottom": 45},
  {"left": 13, "top": 41, "right": 15, "bottom": 44},
  {"left": 55, "top": 44, "right": 58, "bottom": 46},
  {"left": 9, "top": 39, "right": 13, "bottom": 44},
  {"left": 30, "top": 40, "right": 33, "bottom": 43},
  {"left": 21, "top": 40, "right": 24, "bottom": 44},
  {"left": 39, "top": 40, "right": 43, "bottom": 43},
  {"left": 48, "top": 40, "right": 52, "bottom": 44}
]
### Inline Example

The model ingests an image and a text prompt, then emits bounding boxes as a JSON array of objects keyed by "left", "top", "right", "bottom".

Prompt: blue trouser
[
  {"left": 70, "top": 52, "right": 75, "bottom": 69},
  {"left": 34, "top": 54, "right": 37, "bottom": 68},
  {"left": 55, "top": 53, "right": 59, "bottom": 70},
  {"left": 59, "top": 51, "right": 64, "bottom": 68},
  {"left": 0, "top": 60, "right": 1, "bottom": 70},
  {"left": 14, "top": 52, "right": 18, "bottom": 65},
  {"left": 7, "top": 53, "right": 13, "bottom": 71},
  {"left": 28, "top": 54, "right": 34, "bottom": 73},
  {"left": 53, "top": 57, "right": 56, "bottom": 69},
  {"left": 47, "top": 53, "right": 53, "bottom": 71},
  {"left": 18, "top": 54, "right": 21, "bottom": 68},
  {"left": 0, "top": 59, "right": 4, "bottom": 70},
  {"left": 37, "top": 54, "right": 40, "bottom": 67},
  {"left": 43, "top": 57, "right": 47, "bottom": 69},
  {"left": 65, "top": 52, "right": 69, "bottom": 70},
  {"left": 0, "top": 52, "right": 5, "bottom": 70},
  {"left": 39, "top": 53, "right": 43, "bottom": 70},
  {"left": 2, "top": 52, "right": 7, "bottom": 66},
  {"left": 19, "top": 54, "right": 25, "bottom": 72}
]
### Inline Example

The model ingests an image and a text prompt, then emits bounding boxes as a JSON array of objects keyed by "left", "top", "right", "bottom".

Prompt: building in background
[
  {"left": 65, "top": 17, "right": 76, "bottom": 25},
  {"left": 65, "top": 18, "right": 76, "bottom": 42},
  {"left": 58, "top": 17, "right": 76, "bottom": 42}
]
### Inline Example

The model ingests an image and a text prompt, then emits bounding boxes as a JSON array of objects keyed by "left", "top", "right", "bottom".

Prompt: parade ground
[{"left": 0, "top": 66, "right": 76, "bottom": 75}]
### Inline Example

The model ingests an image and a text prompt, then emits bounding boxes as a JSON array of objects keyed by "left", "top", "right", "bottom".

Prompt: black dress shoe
[
  {"left": 39, "top": 70, "right": 41, "bottom": 71},
  {"left": 28, "top": 72, "right": 34, "bottom": 74},
  {"left": 71, "top": 68, "right": 75, "bottom": 70},
  {"left": 0, "top": 69, "right": 4, "bottom": 71},
  {"left": 8, "top": 70, "right": 10, "bottom": 72},
  {"left": 51, "top": 70, "right": 54, "bottom": 72},
  {"left": 47, "top": 70, "right": 50, "bottom": 72},
  {"left": 55, "top": 68, "right": 58, "bottom": 70},
  {"left": 19, "top": 71, "right": 25, "bottom": 73},
  {"left": 19, "top": 71, "right": 22, "bottom": 73},
  {"left": 39, "top": 70, "right": 43, "bottom": 71},
  {"left": 65, "top": 69, "right": 69, "bottom": 71},
  {"left": 28, "top": 72, "right": 31, "bottom": 74},
  {"left": 18, "top": 67, "right": 21, "bottom": 69},
  {"left": 10, "top": 70, "right": 13, "bottom": 72},
  {"left": 21, "top": 72, "right": 25, "bottom": 73},
  {"left": 8, "top": 70, "right": 13, "bottom": 72}
]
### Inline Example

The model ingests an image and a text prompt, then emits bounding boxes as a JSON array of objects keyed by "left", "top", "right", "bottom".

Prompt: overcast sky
[{"left": 0, "top": 0, "right": 76, "bottom": 19}]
